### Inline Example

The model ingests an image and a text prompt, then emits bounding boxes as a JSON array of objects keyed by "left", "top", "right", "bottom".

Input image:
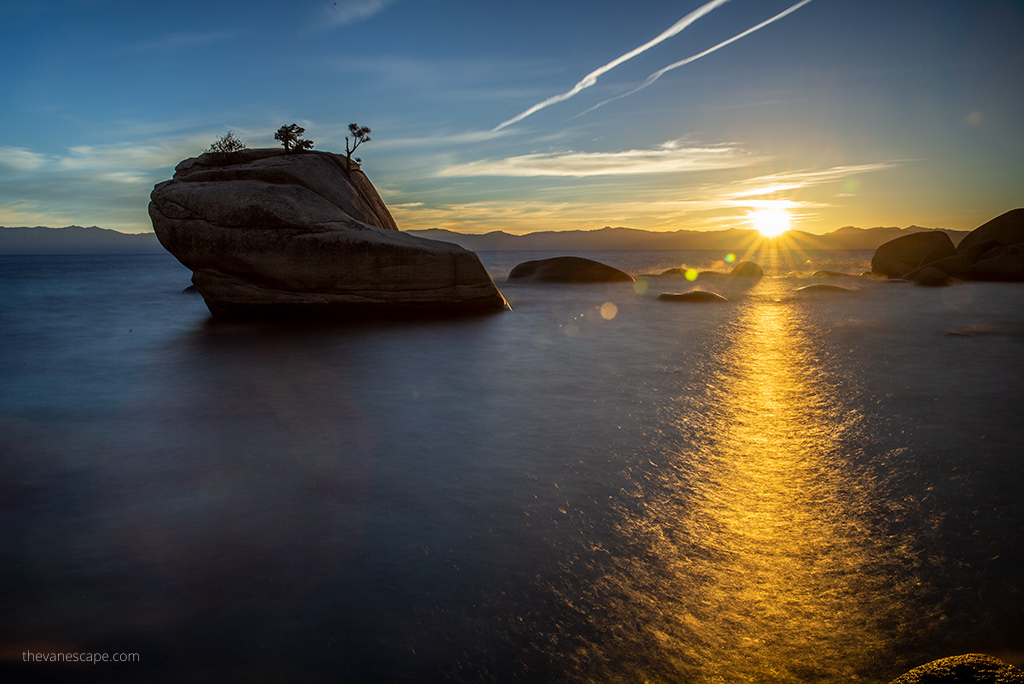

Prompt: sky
[{"left": 1, "top": 0, "right": 1022, "bottom": 235}]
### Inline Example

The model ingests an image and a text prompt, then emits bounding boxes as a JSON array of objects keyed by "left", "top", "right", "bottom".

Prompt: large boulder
[
  {"left": 871, "top": 231, "right": 956, "bottom": 277},
  {"left": 507, "top": 256, "right": 634, "bottom": 283},
  {"left": 957, "top": 208, "right": 1024, "bottom": 255},
  {"left": 904, "top": 254, "right": 973, "bottom": 282},
  {"left": 149, "top": 149, "right": 507, "bottom": 317},
  {"left": 972, "top": 243, "right": 1024, "bottom": 282},
  {"left": 888, "top": 653, "right": 1023, "bottom": 683},
  {"left": 955, "top": 209, "right": 1024, "bottom": 281}
]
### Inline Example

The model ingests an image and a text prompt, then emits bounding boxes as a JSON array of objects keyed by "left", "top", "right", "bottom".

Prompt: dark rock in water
[
  {"left": 795, "top": 284, "right": 856, "bottom": 295},
  {"left": 658, "top": 268, "right": 726, "bottom": 280},
  {"left": 811, "top": 270, "right": 853, "bottom": 278},
  {"left": 910, "top": 266, "right": 960, "bottom": 287},
  {"left": 873, "top": 258, "right": 914, "bottom": 279},
  {"left": 181, "top": 285, "right": 199, "bottom": 294},
  {"left": 658, "top": 290, "right": 728, "bottom": 303},
  {"left": 905, "top": 254, "right": 972, "bottom": 281},
  {"left": 956, "top": 208, "right": 1024, "bottom": 254},
  {"left": 959, "top": 238, "right": 1004, "bottom": 264},
  {"left": 149, "top": 149, "right": 507, "bottom": 317},
  {"left": 972, "top": 243, "right": 1024, "bottom": 282},
  {"left": 919, "top": 247, "right": 959, "bottom": 267},
  {"left": 728, "top": 261, "right": 763, "bottom": 279},
  {"left": 872, "top": 231, "right": 956, "bottom": 277},
  {"left": 507, "top": 256, "right": 634, "bottom": 283},
  {"left": 887, "top": 653, "right": 1024, "bottom": 683}
]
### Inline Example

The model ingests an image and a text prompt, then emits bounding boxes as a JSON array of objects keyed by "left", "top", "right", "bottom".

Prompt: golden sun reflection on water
[
  {"left": 686, "top": 289, "right": 873, "bottom": 681},
  {"left": 569, "top": 278, "right": 927, "bottom": 683}
]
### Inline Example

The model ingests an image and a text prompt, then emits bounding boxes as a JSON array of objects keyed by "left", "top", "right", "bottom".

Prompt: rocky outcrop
[
  {"left": 871, "top": 231, "right": 957, "bottom": 278},
  {"left": 972, "top": 243, "right": 1024, "bottom": 281},
  {"left": 871, "top": 209, "right": 1024, "bottom": 283},
  {"left": 149, "top": 149, "right": 507, "bottom": 317},
  {"left": 658, "top": 291, "right": 728, "bottom": 302},
  {"left": 888, "top": 653, "right": 1023, "bottom": 683},
  {"left": 957, "top": 208, "right": 1024, "bottom": 254},
  {"left": 507, "top": 256, "right": 634, "bottom": 283}
]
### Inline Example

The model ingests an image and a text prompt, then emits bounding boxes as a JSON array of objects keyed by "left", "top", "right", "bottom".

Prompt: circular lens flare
[{"left": 749, "top": 209, "right": 791, "bottom": 237}]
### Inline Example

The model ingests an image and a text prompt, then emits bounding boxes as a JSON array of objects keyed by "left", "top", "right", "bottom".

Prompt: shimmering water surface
[{"left": 1, "top": 251, "right": 1022, "bottom": 682}]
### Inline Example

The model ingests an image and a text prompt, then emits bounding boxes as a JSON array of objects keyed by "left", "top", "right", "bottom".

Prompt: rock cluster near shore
[
  {"left": 871, "top": 208, "right": 1024, "bottom": 284},
  {"left": 149, "top": 148, "right": 507, "bottom": 317}
]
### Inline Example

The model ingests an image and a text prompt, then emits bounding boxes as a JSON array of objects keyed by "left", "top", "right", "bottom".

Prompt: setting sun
[{"left": 749, "top": 209, "right": 791, "bottom": 238}]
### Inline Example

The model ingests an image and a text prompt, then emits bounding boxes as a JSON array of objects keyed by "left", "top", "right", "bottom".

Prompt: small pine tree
[
  {"left": 275, "top": 124, "right": 314, "bottom": 152},
  {"left": 345, "top": 123, "right": 371, "bottom": 169},
  {"left": 206, "top": 131, "right": 247, "bottom": 154}
]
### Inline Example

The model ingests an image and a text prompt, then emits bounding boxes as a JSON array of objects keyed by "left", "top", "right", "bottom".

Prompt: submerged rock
[
  {"left": 149, "top": 149, "right": 507, "bottom": 317},
  {"left": 811, "top": 270, "right": 854, "bottom": 278},
  {"left": 728, "top": 261, "right": 763, "bottom": 279},
  {"left": 795, "top": 284, "right": 857, "bottom": 295},
  {"left": 888, "top": 653, "right": 1023, "bottom": 683},
  {"left": 657, "top": 268, "right": 726, "bottom": 280},
  {"left": 507, "top": 256, "right": 634, "bottom": 283},
  {"left": 658, "top": 290, "right": 728, "bottom": 303}
]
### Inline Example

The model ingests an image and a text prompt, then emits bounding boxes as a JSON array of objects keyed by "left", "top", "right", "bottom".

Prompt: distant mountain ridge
[
  {"left": 0, "top": 225, "right": 162, "bottom": 254},
  {"left": 0, "top": 223, "right": 968, "bottom": 254},
  {"left": 406, "top": 225, "right": 969, "bottom": 251}
]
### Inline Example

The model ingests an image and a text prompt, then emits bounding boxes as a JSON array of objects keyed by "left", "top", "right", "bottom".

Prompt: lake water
[{"left": 1, "top": 250, "right": 1022, "bottom": 682}]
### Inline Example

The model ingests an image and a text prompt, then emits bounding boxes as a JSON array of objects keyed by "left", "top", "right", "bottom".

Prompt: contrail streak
[
  {"left": 578, "top": 0, "right": 817, "bottom": 117},
  {"left": 492, "top": 0, "right": 731, "bottom": 131}
]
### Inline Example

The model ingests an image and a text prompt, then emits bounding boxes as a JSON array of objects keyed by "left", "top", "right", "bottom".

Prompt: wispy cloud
[
  {"left": 492, "top": 0, "right": 731, "bottom": 131},
  {"left": 0, "top": 134, "right": 228, "bottom": 230},
  {"left": 399, "top": 160, "right": 900, "bottom": 234},
  {"left": 322, "top": 0, "right": 398, "bottom": 28},
  {"left": 723, "top": 163, "right": 899, "bottom": 197},
  {"left": 438, "top": 139, "right": 769, "bottom": 178},
  {"left": 582, "top": 0, "right": 817, "bottom": 116},
  {"left": 0, "top": 146, "right": 49, "bottom": 172}
]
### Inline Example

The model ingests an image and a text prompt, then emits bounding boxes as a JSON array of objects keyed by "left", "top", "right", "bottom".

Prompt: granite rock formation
[
  {"left": 507, "top": 256, "right": 634, "bottom": 283},
  {"left": 149, "top": 149, "right": 507, "bottom": 317},
  {"left": 871, "top": 231, "right": 957, "bottom": 278},
  {"left": 871, "top": 209, "right": 1024, "bottom": 283}
]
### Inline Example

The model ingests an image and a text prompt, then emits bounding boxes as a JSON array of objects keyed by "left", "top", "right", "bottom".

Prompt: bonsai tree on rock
[
  {"left": 205, "top": 131, "right": 247, "bottom": 154},
  {"left": 274, "top": 124, "right": 314, "bottom": 152},
  {"left": 345, "top": 123, "right": 371, "bottom": 169}
]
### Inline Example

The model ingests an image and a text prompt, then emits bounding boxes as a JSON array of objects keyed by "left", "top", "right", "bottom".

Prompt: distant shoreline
[{"left": 0, "top": 224, "right": 967, "bottom": 255}]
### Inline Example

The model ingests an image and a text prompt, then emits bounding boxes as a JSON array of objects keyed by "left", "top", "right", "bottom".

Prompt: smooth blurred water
[{"left": 1, "top": 251, "right": 1022, "bottom": 682}]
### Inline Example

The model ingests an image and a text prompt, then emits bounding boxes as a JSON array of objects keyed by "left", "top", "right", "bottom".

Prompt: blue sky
[{"left": 1, "top": 0, "right": 1022, "bottom": 234}]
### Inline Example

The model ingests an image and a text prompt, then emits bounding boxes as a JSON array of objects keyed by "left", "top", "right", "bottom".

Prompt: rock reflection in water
[{"left": 558, "top": 280, "right": 935, "bottom": 683}]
